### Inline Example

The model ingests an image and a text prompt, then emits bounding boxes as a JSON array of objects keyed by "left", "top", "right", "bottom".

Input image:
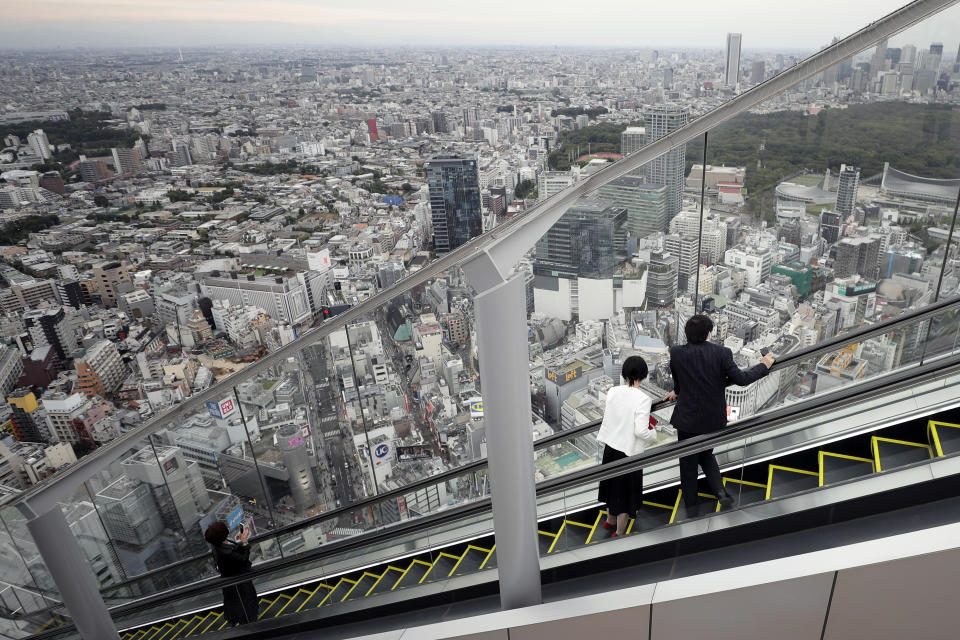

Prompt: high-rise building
[
  {"left": 597, "top": 176, "right": 668, "bottom": 240},
  {"left": 38, "top": 171, "right": 65, "bottom": 195},
  {"left": 278, "top": 424, "right": 318, "bottom": 514},
  {"left": 41, "top": 392, "right": 92, "bottom": 444},
  {"left": 8, "top": 389, "right": 44, "bottom": 442},
  {"left": 426, "top": 155, "right": 482, "bottom": 254},
  {"left": 725, "top": 33, "right": 742, "bottom": 86},
  {"left": 172, "top": 141, "right": 192, "bottom": 167},
  {"left": 366, "top": 118, "right": 379, "bottom": 142},
  {"left": 462, "top": 106, "right": 480, "bottom": 128},
  {"left": 834, "top": 237, "right": 880, "bottom": 280},
  {"left": 835, "top": 164, "right": 861, "bottom": 218},
  {"left": 820, "top": 210, "right": 842, "bottom": 244},
  {"left": 75, "top": 340, "right": 126, "bottom": 398},
  {"left": 537, "top": 171, "right": 577, "bottom": 202},
  {"left": 871, "top": 38, "right": 889, "bottom": 77},
  {"left": 23, "top": 307, "right": 78, "bottom": 362},
  {"left": 643, "top": 103, "right": 690, "bottom": 218},
  {"left": 901, "top": 44, "right": 918, "bottom": 65},
  {"left": 620, "top": 127, "right": 646, "bottom": 156},
  {"left": 77, "top": 156, "right": 112, "bottom": 182},
  {"left": 751, "top": 60, "right": 766, "bottom": 84},
  {"left": 92, "top": 260, "right": 134, "bottom": 308},
  {"left": 27, "top": 129, "right": 52, "bottom": 161},
  {"left": 533, "top": 196, "right": 627, "bottom": 280},
  {"left": 110, "top": 147, "right": 144, "bottom": 176},
  {"left": 925, "top": 43, "right": 943, "bottom": 73},
  {"left": 664, "top": 234, "right": 700, "bottom": 294},
  {"left": 646, "top": 252, "right": 679, "bottom": 308}
]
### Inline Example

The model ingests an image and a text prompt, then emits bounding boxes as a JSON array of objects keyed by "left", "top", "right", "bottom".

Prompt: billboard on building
[{"left": 206, "top": 397, "right": 236, "bottom": 419}]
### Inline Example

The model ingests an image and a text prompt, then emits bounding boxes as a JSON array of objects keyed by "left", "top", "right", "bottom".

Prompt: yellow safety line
[
  {"left": 258, "top": 594, "right": 288, "bottom": 619},
  {"left": 180, "top": 613, "right": 211, "bottom": 638},
  {"left": 419, "top": 553, "right": 460, "bottom": 584},
  {"left": 537, "top": 529, "right": 558, "bottom": 539},
  {"left": 449, "top": 545, "right": 492, "bottom": 576},
  {"left": 198, "top": 612, "right": 222, "bottom": 634},
  {"left": 585, "top": 510, "right": 605, "bottom": 544},
  {"left": 624, "top": 516, "right": 636, "bottom": 535},
  {"left": 871, "top": 436, "right": 933, "bottom": 472},
  {"left": 154, "top": 620, "right": 183, "bottom": 640},
  {"left": 297, "top": 584, "right": 331, "bottom": 611},
  {"left": 341, "top": 572, "right": 381, "bottom": 601},
  {"left": 274, "top": 587, "right": 316, "bottom": 616},
  {"left": 216, "top": 616, "right": 229, "bottom": 630},
  {"left": 392, "top": 559, "right": 432, "bottom": 590},
  {"left": 328, "top": 578, "right": 357, "bottom": 603},
  {"left": 818, "top": 450, "right": 875, "bottom": 486},
  {"left": 668, "top": 491, "right": 682, "bottom": 524},
  {"left": 766, "top": 465, "right": 819, "bottom": 500},
  {"left": 366, "top": 566, "right": 404, "bottom": 596},
  {"left": 928, "top": 422, "right": 943, "bottom": 457},
  {"left": 547, "top": 521, "right": 567, "bottom": 553},
  {"left": 642, "top": 499, "right": 678, "bottom": 510},
  {"left": 479, "top": 544, "right": 497, "bottom": 570},
  {"left": 142, "top": 625, "right": 168, "bottom": 640},
  {"left": 723, "top": 477, "right": 769, "bottom": 489}
]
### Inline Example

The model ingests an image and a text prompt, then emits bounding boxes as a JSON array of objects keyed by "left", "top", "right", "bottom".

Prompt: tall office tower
[
  {"left": 278, "top": 424, "right": 319, "bottom": 514},
  {"left": 38, "top": 171, "right": 64, "bottom": 195},
  {"left": 663, "top": 68, "right": 674, "bottom": 89},
  {"left": 462, "top": 106, "right": 480, "bottom": 128},
  {"left": 820, "top": 209, "right": 842, "bottom": 244},
  {"left": 751, "top": 60, "right": 766, "bottom": 84},
  {"left": 366, "top": 118, "right": 379, "bottom": 142},
  {"left": 431, "top": 111, "right": 450, "bottom": 133},
  {"left": 27, "top": 129, "right": 52, "bottom": 160},
  {"left": 23, "top": 307, "right": 78, "bottom": 361},
  {"left": 426, "top": 155, "right": 482, "bottom": 254},
  {"left": 597, "top": 176, "right": 668, "bottom": 240},
  {"left": 172, "top": 141, "right": 192, "bottom": 167},
  {"left": 871, "top": 38, "right": 889, "bottom": 76},
  {"left": 646, "top": 252, "right": 679, "bottom": 308},
  {"left": 110, "top": 147, "right": 144, "bottom": 176},
  {"left": 954, "top": 43, "right": 960, "bottom": 73},
  {"left": 533, "top": 196, "right": 627, "bottom": 280},
  {"left": 834, "top": 237, "right": 881, "bottom": 280},
  {"left": 643, "top": 103, "right": 690, "bottom": 218},
  {"left": 724, "top": 33, "right": 742, "bottom": 86},
  {"left": 925, "top": 43, "right": 944, "bottom": 73},
  {"left": 620, "top": 127, "right": 646, "bottom": 156},
  {"left": 835, "top": 164, "right": 861, "bottom": 217},
  {"left": 664, "top": 234, "right": 699, "bottom": 294},
  {"left": 8, "top": 389, "right": 45, "bottom": 442},
  {"left": 901, "top": 44, "right": 917, "bottom": 65}
]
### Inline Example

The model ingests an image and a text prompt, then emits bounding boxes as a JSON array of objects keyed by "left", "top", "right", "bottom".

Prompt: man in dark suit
[{"left": 664, "top": 315, "right": 775, "bottom": 517}]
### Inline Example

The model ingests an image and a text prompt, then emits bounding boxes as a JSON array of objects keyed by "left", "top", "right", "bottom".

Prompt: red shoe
[
  {"left": 602, "top": 521, "right": 616, "bottom": 530},
  {"left": 611, "top": 533, "right": 619, "bottom": 538}
]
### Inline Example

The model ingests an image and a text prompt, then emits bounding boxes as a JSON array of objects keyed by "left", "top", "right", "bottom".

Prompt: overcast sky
[{"left": 1, "top": 0, "right": 957, "bottom": 51}]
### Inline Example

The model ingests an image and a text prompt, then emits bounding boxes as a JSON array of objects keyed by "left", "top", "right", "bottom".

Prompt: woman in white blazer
[{"left": 596, "top": 356, "right": 657, "bottom": 537}]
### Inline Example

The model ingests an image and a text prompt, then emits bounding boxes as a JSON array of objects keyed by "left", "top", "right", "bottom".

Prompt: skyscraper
[
  {"left": 643, "top": 103, "right": 690, "bottom": 218},
  {"left": 871, "top": 38, "right": 889, "bottom": 77},
  {"left": 925, "top": 43, "right": 944, "bottom": 73},
  {"left": 426, "top": 155, "right": 482, "bottom": 254},
  {"left": 111, "top": 147, "right": 144, "bottom": 176},
  {"left": 751, "top": 60, "right": 766, "bottom": 84},
  {"left": 647, "top": 252, "right": 679, "bottom": 308},
  {"left": 725, "top": 33, "right": 742, "bottom": 86},
  {"left": 597, "top": 176, "right": 668, "bottom": 240},
  {"left": 533, "top": 196, "right": 627, "bottom": 280},
  {"left": 366, "top": 118, "right": 379, "bottom": 142},
  {"left": 664, "top": 234, "right": 700, "bottom": 295},
  {"left": 27, "top": 129, "right": 52, "bottom": 160},
  {"left": 835, "top": 164, "right": 861, "bottom": 218},
  {"left": 620, "top": 127, "right": 646, "bottom": 156}
]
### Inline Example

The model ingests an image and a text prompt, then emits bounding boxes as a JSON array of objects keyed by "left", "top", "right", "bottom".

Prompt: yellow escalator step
[
  {"left": 418, "top": 552, "right": 460, "bottom": 584},
  {"left": 584, "top": 510, "right": 605, "bottom": 545},
  {"left": 393, "top": 559, "right": 431, "bottom": 590},
  {"left": 183, "top": 611, "right": 218, "bottom": 637},
  {"left": 479, "top": 544, "right": 496, "bottom": 570},
  {"left": 366, "top": 567, "right": 404, "bottom": 596},
  {"left": 259, "top": 594, "right": 290, "bottom": 619}
]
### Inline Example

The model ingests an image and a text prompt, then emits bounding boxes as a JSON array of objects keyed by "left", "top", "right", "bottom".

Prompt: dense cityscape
[{"left": 0, "top": 24, "right": 958, "bottom": 601}]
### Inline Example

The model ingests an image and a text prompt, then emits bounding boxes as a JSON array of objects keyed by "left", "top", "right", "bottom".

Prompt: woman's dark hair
[
  {"left": 685, "top": 314, "right": 714, "bottom": 344},
  {"left": 205, "top": 521, "right": 229, "bottom": 545},
  {"left": 621, "top": 355, "right": 648, "bottom": 386}
]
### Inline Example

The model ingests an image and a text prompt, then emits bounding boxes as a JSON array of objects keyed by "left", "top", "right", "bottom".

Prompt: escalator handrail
[
  {"left": 96, "top": 294, "right": 960, "bottom": 598},
  {"left": 80, "top": 347, "right": 960, "bottom": 632}
]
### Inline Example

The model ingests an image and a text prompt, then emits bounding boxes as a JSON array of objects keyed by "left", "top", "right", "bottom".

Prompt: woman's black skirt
[{"left": 597, "top": 444, "right": 643, "bottom": 519}]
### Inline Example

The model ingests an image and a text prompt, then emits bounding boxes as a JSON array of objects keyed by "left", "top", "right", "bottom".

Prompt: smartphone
[{"left": 760, "top": 347, "right": 771, "bottom": 356}]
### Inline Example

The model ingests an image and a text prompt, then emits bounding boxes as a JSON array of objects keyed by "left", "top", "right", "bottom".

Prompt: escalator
[
  {"left": 112, "top": 401, "right": 960, "bottom": 640},
  {"left": 19, "top": 298, "right": 960, "bottom": 640}
]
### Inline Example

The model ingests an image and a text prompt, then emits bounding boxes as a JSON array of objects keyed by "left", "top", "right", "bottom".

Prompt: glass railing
[
  {"left": 3, "top": 2, "right": 958, "bottom": 633},
  {"left": 38, "top": 313, "right": 960, "bottom": 639}
]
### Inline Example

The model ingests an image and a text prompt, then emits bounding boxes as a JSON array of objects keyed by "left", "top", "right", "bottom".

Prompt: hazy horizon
[{"left": 1, "top": 0, "right": 957, "bottom": 51}]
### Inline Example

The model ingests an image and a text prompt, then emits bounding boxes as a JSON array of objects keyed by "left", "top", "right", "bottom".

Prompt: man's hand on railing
[
  {"left": 762, "top": 353, "right": 776, "bottom": 369},
  {"left": 664, "top": 391, "right": 677, "bottom": 402}
]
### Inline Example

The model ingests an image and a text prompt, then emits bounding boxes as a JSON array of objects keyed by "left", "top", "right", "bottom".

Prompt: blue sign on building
[
  {"left": 226, "top": 505, "right": 244, "bottom": 530},
  {"left": 375, "top": 443, "right": 390, "bottom": 458},
  {"left": 382, "top": 195, "right": 403, "bottom": 206},
  {"left": 206, "top": 400, "right": 222, "bottom": 419}
]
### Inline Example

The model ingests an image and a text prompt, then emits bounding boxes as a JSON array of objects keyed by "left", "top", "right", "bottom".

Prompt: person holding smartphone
[{"left": 204, "top": 521, "right": 259, "bottom": 625}]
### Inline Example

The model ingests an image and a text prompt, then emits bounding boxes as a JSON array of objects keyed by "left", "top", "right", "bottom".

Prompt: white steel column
[
  {"left": 472, "top": 270, "right": 542, "bottom": 609},
  {"left": 21, "top": 504, "right": 121, "bottom": 639}
]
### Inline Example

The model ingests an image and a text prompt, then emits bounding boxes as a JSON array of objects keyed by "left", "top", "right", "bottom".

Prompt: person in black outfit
[
  {"left": 205, "top": 521, "right": 259, "bottom": 625},
  {"left": 664, "top": 315, "right": 775, "bottom": 517}
]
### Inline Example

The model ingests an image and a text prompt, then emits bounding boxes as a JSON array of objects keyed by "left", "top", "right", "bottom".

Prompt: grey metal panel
[
  {"left": 823, "top": 548, "right": 960, "bottom": 640},
  {"left": 511, "top": 606, "right": 650, "bottom": 640},
  {"left": 651, "top": 572, "right": 834, "bottom": 640}
]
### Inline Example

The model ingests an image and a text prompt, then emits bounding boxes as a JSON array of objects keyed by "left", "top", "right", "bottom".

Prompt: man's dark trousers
[{"left": 678, "top": 430, "right": 725, "bottom": 507}]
